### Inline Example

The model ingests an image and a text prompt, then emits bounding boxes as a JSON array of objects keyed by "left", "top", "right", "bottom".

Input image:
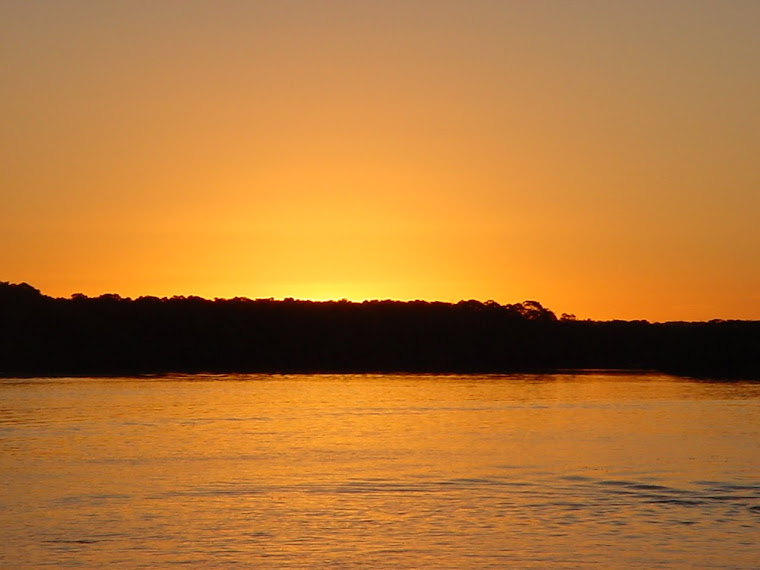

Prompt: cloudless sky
[{"left": 3, "top": 0, "right": 759, "bottom": 321}]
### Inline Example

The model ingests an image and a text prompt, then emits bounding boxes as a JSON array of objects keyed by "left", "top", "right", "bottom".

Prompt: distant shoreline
[
  {"left": 2, "top": 281, "right": 759, "bottom": 380},
  {"left": 1, "top": 370, "right": 755, "bottom": 382}
]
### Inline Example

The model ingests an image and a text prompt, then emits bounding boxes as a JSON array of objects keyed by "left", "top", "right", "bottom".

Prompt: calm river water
[{"left": 1, "top": 373, "right": 759, "bottom": 568}]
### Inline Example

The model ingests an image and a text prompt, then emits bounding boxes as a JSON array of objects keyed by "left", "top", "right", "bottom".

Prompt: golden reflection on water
[{"left": 2, "top": 373, "right": 760, "bottom": 568}]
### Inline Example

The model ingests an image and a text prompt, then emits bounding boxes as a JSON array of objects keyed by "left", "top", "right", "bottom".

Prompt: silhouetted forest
[{"left": 1, "top": 281, "right": 758, "bottom": 379}]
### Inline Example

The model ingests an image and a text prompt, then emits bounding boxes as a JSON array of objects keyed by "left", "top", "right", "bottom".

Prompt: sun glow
[{"left": 3, "top": 1, "right": 760, "bottom": 321}]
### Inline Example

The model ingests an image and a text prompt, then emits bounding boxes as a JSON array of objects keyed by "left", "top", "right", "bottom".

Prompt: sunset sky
[{"left": 3, "top": 0, "right": 759, "bottom": 321}]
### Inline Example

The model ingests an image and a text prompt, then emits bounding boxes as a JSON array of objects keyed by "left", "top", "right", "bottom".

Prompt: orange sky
[{"left": 3, "top": 1, "right": 759, "bottom": 321}]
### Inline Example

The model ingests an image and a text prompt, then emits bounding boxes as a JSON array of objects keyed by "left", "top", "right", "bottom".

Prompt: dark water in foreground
[{"left": 1, "top": 373, "right": 759, "bottom": 568}]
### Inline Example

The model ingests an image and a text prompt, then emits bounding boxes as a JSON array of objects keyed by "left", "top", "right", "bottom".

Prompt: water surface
[{"left": 2, "top": 373, "right": 759, "bottom": 568}]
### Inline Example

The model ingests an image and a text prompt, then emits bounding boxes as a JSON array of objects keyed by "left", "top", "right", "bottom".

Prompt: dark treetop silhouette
[{"left": 1, "top": 281, "right": 758, "bottom": 378}]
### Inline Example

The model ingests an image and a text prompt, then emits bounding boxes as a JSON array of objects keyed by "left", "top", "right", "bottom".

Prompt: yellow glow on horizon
[{"left": 2, "top": 1, "right": 760, "bottom": 322}]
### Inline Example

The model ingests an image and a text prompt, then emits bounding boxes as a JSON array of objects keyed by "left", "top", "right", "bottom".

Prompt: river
[{"left": 1, "top": 373, "right": 759, "bottom": 568}]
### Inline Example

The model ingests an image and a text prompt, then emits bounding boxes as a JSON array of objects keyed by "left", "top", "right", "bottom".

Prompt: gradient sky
[{"left": 3, "top": 0, "right": 759, "bottom": 321}]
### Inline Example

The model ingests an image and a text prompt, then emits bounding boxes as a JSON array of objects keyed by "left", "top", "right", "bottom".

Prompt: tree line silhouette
[{"left": 1, "top": 281, "right": 758, "bottom": 378}]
